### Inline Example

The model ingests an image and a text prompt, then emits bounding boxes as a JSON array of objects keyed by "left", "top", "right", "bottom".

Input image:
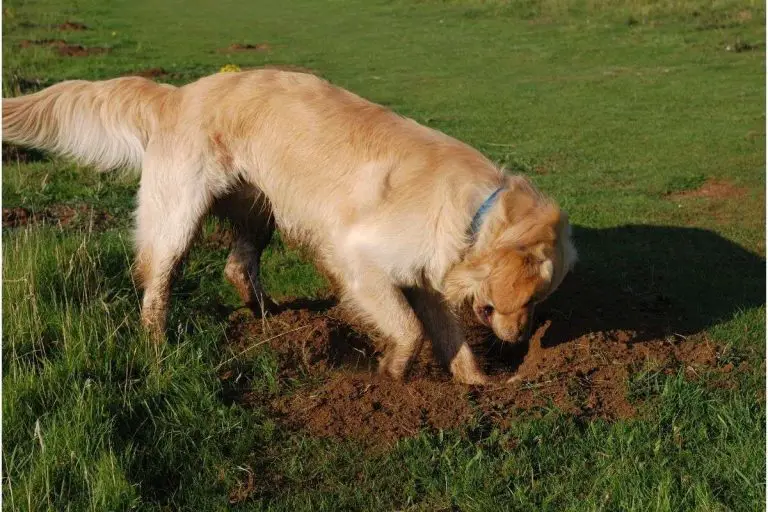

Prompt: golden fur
[{"left": 2, "top": 69, "right": 576, "bottom": 384}]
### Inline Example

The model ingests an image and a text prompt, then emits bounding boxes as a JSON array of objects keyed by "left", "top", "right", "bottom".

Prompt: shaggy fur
[{"left": 2, "top": 69, "right": 577, "bottom": 384}]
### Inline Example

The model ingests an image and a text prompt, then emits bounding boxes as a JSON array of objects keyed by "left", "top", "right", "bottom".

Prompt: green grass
[{"left": 2, "top": 0, "right": 765, "bottom": 509}]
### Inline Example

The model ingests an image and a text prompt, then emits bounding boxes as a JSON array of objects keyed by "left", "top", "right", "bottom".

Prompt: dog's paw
[
  {"left": 449, "top": 344, "right": 488, "bottom": 385},
  {"left": 377, "top": 352, "right": 410, "bottom": 381},
  {"left": 454, "top": 371, "right": 489, "bottom": 386}
]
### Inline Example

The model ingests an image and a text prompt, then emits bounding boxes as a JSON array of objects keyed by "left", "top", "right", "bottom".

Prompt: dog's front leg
[
  {"left": 404, "top": 288, "right": 488, "bottom": 385},
  {"left": 340, "top": 270, "right": 427, "bottom": 380}
]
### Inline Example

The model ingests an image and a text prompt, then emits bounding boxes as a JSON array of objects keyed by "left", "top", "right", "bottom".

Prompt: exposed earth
[
  {"left": 19, "top": 39, "right": 108, "bottom": 56},
  {"left": 221, "top": 291, "right": 738, "bottom": 446},
  {"left": 2, "top": 205, "right": 114, "bottom": 229}
]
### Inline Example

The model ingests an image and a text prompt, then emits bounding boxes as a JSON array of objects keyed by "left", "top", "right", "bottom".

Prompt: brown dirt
[
  {"left": 20, "top": 39, "right": 108, "bottom": 57},
  {"left": 132, "top": 67, "right": 169, "bottom": 79},
  {"left": 221, "top": 43, "right": 271, "bottom": 53},
  {"left": 222, "top": 297, "right": 734, "bottom": 446},
  {"left": 2, "top": 205, "right": 114, "bottom": 229},
  {"left": 55, "top": 21, "right": 88, "bottom": 31},
  {"left": 669, "top": 178, "right": 746, "bottom": 200}
]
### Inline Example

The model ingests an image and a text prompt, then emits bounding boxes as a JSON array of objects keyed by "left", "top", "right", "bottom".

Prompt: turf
[{"left": 2, "top": 0, "right": 765, "bottom": 510}]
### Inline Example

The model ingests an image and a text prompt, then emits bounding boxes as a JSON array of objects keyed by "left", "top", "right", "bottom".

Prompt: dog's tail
[{"left": 2, "top": 77, "right": 177, "bottom": 170}]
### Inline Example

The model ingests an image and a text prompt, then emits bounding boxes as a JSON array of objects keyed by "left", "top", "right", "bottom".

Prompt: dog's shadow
[{"left": 534, "top": 224, "right": 765, "bottom": 349}]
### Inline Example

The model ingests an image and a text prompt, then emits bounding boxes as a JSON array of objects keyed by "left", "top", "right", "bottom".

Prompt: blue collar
[{"left": 469, "top": 186, "right": 504, "bottom": 240}]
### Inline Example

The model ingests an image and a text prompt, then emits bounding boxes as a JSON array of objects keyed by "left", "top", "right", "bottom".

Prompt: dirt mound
[
  {"left": 221, "top": 43, "right": 271, "bottom": 52},
  {"left": 55, "top": 21, "right": 87, "bottom": 31},
  {"left": 222, "top": 300, "right": 732, "bottom": 446},
  {"left": 132, "top": 67, "right": 169, "bottom": 79},
  {"left": 669, "top": 178, "right": 746, "bottom": 200},
  {"left": 20, "top": 39, "right": 108, "bottom": 57},
  {"left": 2, "top": 205, "right": 114, "bottom": 229}
]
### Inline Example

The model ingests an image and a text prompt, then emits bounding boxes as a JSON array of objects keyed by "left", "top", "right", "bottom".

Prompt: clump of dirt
[
  {"left": 131, "top": 67, "right": 169, "bottom": 79},
  {"left": 2, "top": 205, "right": 114, "bottom": 229},
  {"left": 669, "top": 178, "right": 746, "bottom": 200},
  {"left": 20, "top": 39, "right": 108, "bottom": 57},
  {"left": 19, "top": 38, "right": 65, "bottom": 48},
  {"left": 222, "top": 300, "right": 733, "bottom": 446},
  {"left": 221, "top": 43, "right": 271, "bottom": 52},
  {"left": 55, "top": 21, "right": 88, "bottom": 31}
]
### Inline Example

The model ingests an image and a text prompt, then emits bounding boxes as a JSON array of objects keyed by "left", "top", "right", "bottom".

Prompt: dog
[{"left": 2, "top": 69, "right": 577, "bottom": 384}]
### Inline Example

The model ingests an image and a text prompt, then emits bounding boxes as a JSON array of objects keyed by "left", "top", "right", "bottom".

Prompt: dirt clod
[
  {"left": 132, "top": 67, "right": 169, "bottom": 79},
  {"left": 221, "top": 43, "right": 271, "bottom": 52},
  {"left": 20, "top": 39, "right": 108, "bottom": 57},
  {"left": 56, "top": 21, "right": 87, "bottom": 31}
]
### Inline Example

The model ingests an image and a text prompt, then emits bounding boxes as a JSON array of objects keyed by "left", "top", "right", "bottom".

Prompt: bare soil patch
[
  {"left": 20, "top": 39, "right": 108, "bottom": 57},
  {"left": 2, "top": 205, "right": 114, "bottom": 229},
  {"left": 222, "top": 296, "right": 733, "bottom": 446},
  {"left": 132, "top": 67, "right": 169, "bottom": 79},
  {"left": 55, "top": 21, "right": 87, "bottom": 31},
  {"left": 669, "top": 178, "right": 746, "bottom": 200},
  {"left": 221, "top": 43, "right": 271, "bottom": 53}
]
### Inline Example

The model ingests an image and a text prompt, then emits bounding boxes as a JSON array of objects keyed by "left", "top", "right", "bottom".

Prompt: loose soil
[
  {"left": 2, "top": 205, "right": 114, "bottom": 229},
  {"left": 132, "top": 67, "right": 169, "bottom": 79},
  {"left": 20, "top": 39, "right": 108, "bottom": 57},
  {"left": 221, "top": 43, "right": 271, "bottom": 52},
  {"left": 222, "top": 293, "right": 734, "bottom": 446},
  {"left": 55, "top": 21, "right": 87, "bottom": 31}
]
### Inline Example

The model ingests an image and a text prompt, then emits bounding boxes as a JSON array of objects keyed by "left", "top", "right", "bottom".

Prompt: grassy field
[{"left": 2, "top": 0, "right": 765, "bottom": 510}]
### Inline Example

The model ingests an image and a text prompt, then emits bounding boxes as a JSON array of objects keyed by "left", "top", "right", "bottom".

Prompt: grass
[{"left": 2, "top": 0, "right": 765, "bottom": 509}]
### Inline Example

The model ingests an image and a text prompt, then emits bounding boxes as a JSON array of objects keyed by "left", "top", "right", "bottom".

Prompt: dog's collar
[{"left": 469, "top": 186, "right": 504, "bottom": 241}]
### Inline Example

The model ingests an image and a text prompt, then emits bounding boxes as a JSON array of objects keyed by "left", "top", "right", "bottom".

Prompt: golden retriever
[{"left": 2, "top": 69, "right": 576, "bottom": 384}]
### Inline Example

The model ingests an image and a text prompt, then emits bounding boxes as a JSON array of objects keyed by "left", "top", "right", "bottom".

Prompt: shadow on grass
[{"left": 537, "top": 224, "right": 765, "bottom": 347}]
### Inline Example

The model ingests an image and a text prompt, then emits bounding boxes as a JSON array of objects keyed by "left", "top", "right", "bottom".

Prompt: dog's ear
[
  {"left": 499, "top": 177, "right": 538, "bottom": 225},
  {"left": 442, "top": 257, "right": 491, "bottom": 306}
]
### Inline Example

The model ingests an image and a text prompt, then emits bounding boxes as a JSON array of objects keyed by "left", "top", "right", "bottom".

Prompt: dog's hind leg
[
  {"left": 212, "top": 186, "right": 277, "bottom": 315},
  {"left": 134, "top": 154, "right": 215, "bottom": 341},
  {"left": 404, "top": 288, "right": 487, "bottom": 385}
]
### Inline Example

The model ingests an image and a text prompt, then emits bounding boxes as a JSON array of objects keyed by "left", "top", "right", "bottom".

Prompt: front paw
[
  {"left": 449, "top": 344, "right": 488, "bottom": 385},
  {"left": 453, "top": 369, "right": 489, "bottom": 386},
  {"left": 377, "top": 351, "right": 410, "bottom": 381}
]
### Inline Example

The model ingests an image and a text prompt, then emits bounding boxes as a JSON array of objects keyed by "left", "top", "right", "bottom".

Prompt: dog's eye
[{"left": 481, "top": 305, "right": 494, "bottom": 319}]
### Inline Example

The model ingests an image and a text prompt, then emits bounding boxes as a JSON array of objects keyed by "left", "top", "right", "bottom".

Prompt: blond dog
[{"left": 3, "top": 69, "right": 576, "bottom": 384}]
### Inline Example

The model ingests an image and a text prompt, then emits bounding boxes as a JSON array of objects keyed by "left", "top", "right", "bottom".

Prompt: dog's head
[{"left": 444, "top": 176, "right": 577, "bottom": 343}]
